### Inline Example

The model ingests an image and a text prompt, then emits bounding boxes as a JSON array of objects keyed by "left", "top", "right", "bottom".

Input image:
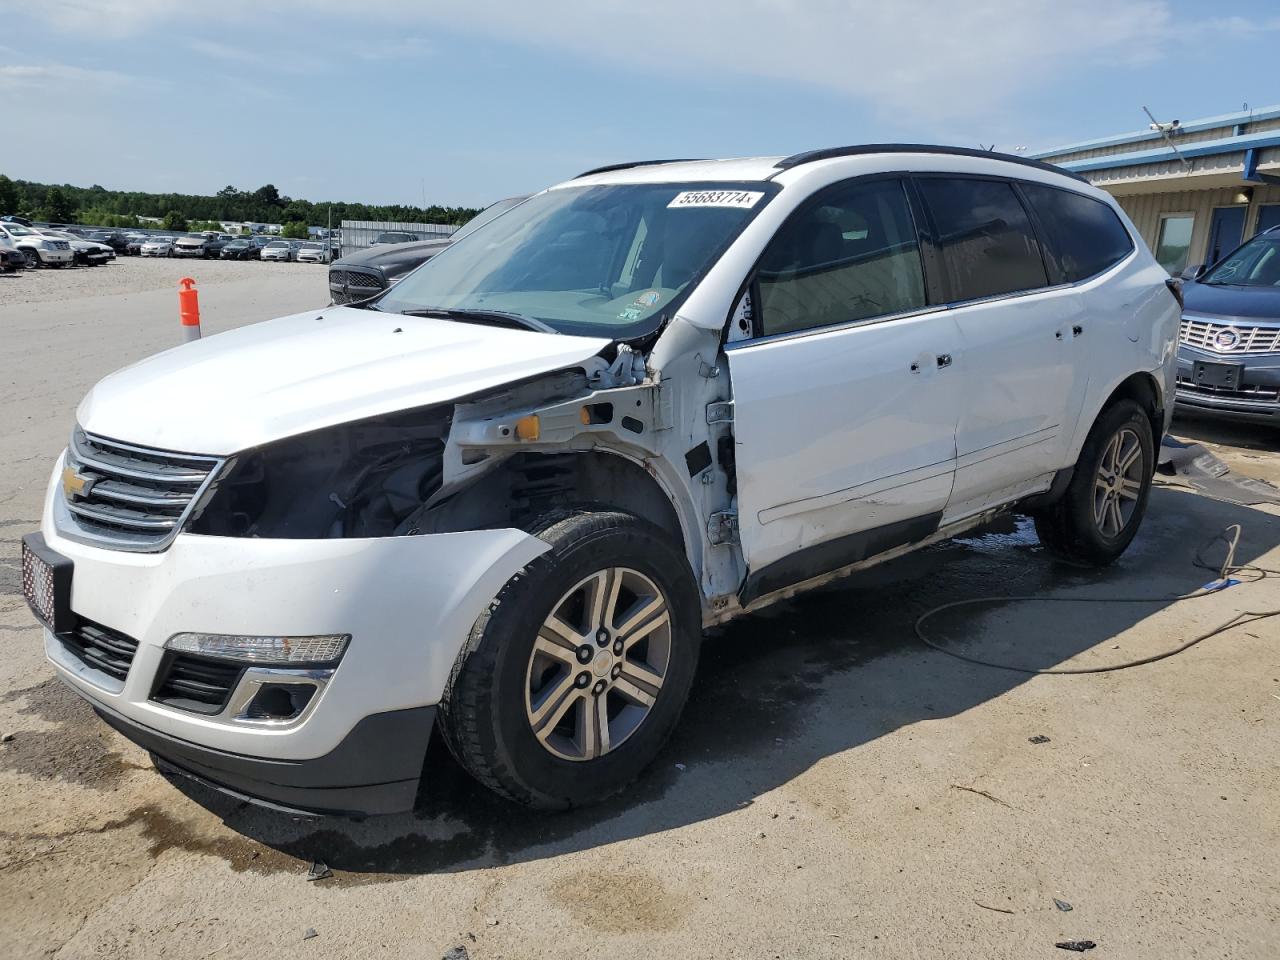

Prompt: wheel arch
[{"left": 1100, "top": 370, "right": 1164, "bottom": 448}]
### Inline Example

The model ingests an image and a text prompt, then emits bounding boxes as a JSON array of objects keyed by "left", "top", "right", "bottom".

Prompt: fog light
[{"left": 165, "top": 632, "right": 349, "bottom": 664}]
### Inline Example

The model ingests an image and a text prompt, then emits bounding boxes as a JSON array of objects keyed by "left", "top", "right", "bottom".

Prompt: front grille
[
  {"left": 51, "top": 240, "right": 70, "bottom": 250},
  {"left": 152, "top": 653, "right": 243, "bottom": 714},
  {"left": 59, "top": 428, "right": 223, "bottom": 551},
  {"left": 329, "top": 268, "right": 386, "bottom": 304},
  {"left": 60, "top": 620, "right": 139, "bottom": 683},
  {"left": 1180, "top": 317, "right": 1280, "bottom": 355},
  {"left": 1176, "top": 376, "right": 1280, "bottom": 403}
]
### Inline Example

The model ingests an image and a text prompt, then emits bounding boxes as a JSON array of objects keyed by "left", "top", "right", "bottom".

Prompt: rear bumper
[{"left": 89, "top": 692, "right": 435, "bottom": 816}]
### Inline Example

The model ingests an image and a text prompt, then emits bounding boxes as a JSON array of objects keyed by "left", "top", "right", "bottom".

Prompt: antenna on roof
[{"left": 1142, "top": 105, "right": 1191, "bottom": 171}]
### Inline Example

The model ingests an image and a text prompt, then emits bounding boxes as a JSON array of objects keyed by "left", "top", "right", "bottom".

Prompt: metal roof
[
  {"left": 1055, "top": 129, "right": 1280, "bottom": 173},
  {"left": 1029, "top": 103, "right": 1280, "bottom": 160}
]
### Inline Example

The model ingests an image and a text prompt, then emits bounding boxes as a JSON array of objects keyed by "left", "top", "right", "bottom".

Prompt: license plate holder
[
  {"left": 1192, "top": 360, "right": 1244, "bottom": 390},
  {"left": 20, "top": 533, "right": 74, "bottom": 634}
]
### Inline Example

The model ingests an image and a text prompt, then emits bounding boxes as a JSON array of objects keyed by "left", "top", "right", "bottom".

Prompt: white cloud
[
  {"left": 11, "top": 0, "right": 1180, "bottom": 124},
  {"left": 0, "top": 63, "right": 135, "bottom": 88}
]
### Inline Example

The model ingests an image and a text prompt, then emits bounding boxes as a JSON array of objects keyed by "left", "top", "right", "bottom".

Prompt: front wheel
[
  {"left": 1033, "top": 399, "right": 1154, "bottom": 565},
  {"left": 437, "top": 510, "right": 701, "bottom": 808}
]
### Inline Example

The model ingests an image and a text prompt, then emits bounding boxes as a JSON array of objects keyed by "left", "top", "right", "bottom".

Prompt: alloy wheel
[
  {"left": 524, "top": 567, "right": 672, "bottom": 762},
  {"left": 1093, "top": 426, "right": 1144, "bottom": 537}
]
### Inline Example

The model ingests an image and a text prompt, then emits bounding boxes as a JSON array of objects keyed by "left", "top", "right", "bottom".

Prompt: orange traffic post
[{"left": 178, "top": 277, "right": 201, "bottom": 342}]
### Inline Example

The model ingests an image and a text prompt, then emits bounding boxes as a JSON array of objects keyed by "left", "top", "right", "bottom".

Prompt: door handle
[{"left": 936, "top": 354, "right": 952, "bottom": 369}]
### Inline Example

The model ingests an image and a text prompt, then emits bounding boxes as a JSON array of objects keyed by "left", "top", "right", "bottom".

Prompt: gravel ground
[
  {"left": 1, "top": 266, "right": 1278, "bottom": 959},
  {"left": 0, "top": 255, "right": 325, "bottom": 307}
]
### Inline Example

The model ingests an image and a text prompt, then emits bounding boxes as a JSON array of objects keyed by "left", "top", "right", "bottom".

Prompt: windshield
[
  {"left": 451, "top": 196, "right": 528, "bottom": 243},
  {"left": 266, "top": 241, "right": 288, "bottom": 247},
  {"left": 380, "top": 181, "right": 777, "bottom": 338},
  {"left": 1202, "top": 235, "right": 1280, "bottom": 287}
]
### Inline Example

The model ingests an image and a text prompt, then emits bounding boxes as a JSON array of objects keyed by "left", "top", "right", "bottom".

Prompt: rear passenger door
[
  {"left": 727, "top": 177, "right": 963, "bottom": 600},
  {"left": 914, "top": 176, "right": 1089, "bottom": 520}
]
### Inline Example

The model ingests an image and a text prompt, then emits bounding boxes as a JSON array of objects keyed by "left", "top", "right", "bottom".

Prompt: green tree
[
  {"left": 161, "top": 210, "right": 188, "bottom": 232},
  {"left": 0, "top": 174, "right": 18, "bottom": 215},
  {"left": 252, "top": 184, "right": 281, "bottom": 208},
  {"left": 281, "top": 220, "right": 309, "bottom": 239},
  {"left": 40, "top": 187, "right": 77, "bottom": 223}
]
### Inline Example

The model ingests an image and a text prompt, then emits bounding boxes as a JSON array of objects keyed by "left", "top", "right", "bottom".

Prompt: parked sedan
[
  {"left": 0, "top": 234, "right": 26, "bottom": 273},
  {"left": 1173, "top": 225, "right": 1280, "bottom": 424},
  {"left": 295, "top": 241, "right": 329, "bottom": 263},
  {"left": 140, "top": 236, "right": 177, "bottom": 257},
  {"left": 43, "top": 230, "right": 114, "bottom": 266},
  {"left": 220, "top": 235, "right": 273, "bottom": 260},
  {"left": 260, "top": 239, "right": 299, "bottom": 262},
  {"left": 124, "top": 233, "right": 149, "bottom": 256},
  {"left": 88, "top": 231, "right": 130, "bottom": 254}
]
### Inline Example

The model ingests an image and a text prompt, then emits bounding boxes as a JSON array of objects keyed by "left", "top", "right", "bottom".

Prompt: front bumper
[
  {"left": 94, "top": 697, "right": 435, "bottom": 816},
  {"left": 33, "top": 455, "right": 549, "bottom": 812},
  {"left": 1175, "top": 345, "right": 1280, "bottom": 422},
  {"left": 172, "top": 248, "right": 206, "bottom": 258},
  {"left": 38, "top": 249, "right": 74, "bottom": 264}
]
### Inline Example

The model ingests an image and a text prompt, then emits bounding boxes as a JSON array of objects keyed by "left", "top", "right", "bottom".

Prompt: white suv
[{"left": 23, "top": 146, "right": 1179, "bottom": 816}]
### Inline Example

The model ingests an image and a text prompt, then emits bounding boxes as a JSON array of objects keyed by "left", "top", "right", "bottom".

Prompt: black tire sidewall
[
  {"left": 1061, "top": 400, "right": 1154, "bottom": 560},
  {"left": 465, "top": 511, "right": 700, "bottom": 807}
]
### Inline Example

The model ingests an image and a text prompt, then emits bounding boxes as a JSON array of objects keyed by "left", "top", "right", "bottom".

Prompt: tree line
[{"left": 0, "top": 174, "right": 480, "bottom": 230}]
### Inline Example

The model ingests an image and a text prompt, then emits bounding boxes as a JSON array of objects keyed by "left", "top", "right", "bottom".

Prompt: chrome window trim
[{"left": 725, "top": 304, "right": 948, "bottom": 350}]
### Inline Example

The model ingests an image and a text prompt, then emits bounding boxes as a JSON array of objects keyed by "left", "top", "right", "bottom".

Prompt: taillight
[{"left": 1165, "top": 277, "right": 1184, "bottom": 309}]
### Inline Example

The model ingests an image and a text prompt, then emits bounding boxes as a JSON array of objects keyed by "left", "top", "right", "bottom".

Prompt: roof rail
[
  {"left": 575, "top": 158, "right": 707, "bottom": 179},
  {"left": 772, "top": 144, "right": 1089, "bottom": 184}
]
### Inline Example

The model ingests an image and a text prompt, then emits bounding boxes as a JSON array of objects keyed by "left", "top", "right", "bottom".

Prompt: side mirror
[{"left": 1180, "top": 263, "right": 1205, "bottom": 281}]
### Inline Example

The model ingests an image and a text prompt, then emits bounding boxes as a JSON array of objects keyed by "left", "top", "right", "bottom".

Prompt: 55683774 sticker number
[{"left": 667, "top": 190, "right": 764, "bottom": 210}]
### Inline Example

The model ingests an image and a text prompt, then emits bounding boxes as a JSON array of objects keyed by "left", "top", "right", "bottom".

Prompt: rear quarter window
[{"left": 1020, "top": 183, "right": 1134, "bottom": 283}]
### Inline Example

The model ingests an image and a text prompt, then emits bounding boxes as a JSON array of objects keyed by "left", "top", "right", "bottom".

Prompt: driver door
[{"left": 725, "top": 177, "right": 962, "bottom": 602}]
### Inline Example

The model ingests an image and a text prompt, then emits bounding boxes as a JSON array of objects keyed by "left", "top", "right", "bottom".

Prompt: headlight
[{"left": 166, "top": 632, "right": 349, "bottom": 664}]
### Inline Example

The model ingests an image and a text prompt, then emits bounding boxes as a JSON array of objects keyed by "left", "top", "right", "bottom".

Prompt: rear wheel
[
  {"left": 1034, "top": 399, "right": 1153, "bottom": 565},
  {"left": 438, "top": 510, "right": 701, "bottom": 808}
]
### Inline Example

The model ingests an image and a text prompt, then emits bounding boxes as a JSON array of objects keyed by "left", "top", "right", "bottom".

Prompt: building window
[{"left": 1154, "top": 213, "right": 1195, "bottom": 275}]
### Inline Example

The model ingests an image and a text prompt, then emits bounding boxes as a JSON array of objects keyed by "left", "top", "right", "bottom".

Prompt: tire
[
  {"left": 23, "top": 250, "right": 40, "bottom": 268},
  {"left": 437, "top": 509, "right": 702, "bottom": 808},
  {"left": 1033, "top": 399, "right": 1154, "bottom": 565}
]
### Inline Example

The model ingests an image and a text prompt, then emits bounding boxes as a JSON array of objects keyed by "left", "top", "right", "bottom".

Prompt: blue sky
[{"left": 2, "top": 1, "right": 1279, "bottom": 208}]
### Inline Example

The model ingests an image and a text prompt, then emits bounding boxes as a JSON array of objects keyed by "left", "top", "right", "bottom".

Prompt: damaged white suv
[{"left": 23, "top": 146, "right": 1180, "bottom": 815}]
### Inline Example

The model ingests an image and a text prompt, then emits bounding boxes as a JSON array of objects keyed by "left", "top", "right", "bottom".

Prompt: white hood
[{"left": 76, "top": 306, "right": 611, "bottom": 455}]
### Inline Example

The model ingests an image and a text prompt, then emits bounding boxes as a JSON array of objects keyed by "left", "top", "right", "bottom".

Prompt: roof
[
  {"left": 567, "top": 145, "right": 1088, "bottom": 188},
  {"left": 1029, "top": 103, "right": 1280, "bottom": 160},
  {"left": 1053, "top": 128, "right": 1280, "bottom": 174}
]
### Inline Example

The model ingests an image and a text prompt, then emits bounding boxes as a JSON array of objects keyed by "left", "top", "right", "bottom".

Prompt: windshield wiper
[{"left": 397, "top": 307, "right": 557, "bottom": 334}]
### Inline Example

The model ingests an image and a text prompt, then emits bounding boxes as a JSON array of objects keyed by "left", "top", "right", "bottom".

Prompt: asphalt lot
[{"left": 1, "top": 258, "right": 1278, "bottom": 959}]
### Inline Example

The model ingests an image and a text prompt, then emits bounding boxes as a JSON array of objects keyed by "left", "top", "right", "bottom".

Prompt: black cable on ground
[{"left": 915, "top": 524, "right": 1280, "bottom": 675}]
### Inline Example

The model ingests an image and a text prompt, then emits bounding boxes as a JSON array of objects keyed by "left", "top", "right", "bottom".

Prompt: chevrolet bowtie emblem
[{"left": 62, "top": 465, "right": 91, "bottom": 499}]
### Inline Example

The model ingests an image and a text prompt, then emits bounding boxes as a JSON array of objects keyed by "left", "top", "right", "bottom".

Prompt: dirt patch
[{"left": 550, "top": 866, "right": 690, "bottom": 933}]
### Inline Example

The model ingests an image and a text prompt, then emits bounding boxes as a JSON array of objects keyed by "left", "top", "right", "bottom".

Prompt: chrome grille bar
[
  {"left": 1179, "top": 316, "right": 1280, "bottom": 355},
  {"left": 56, "top": 428, "right": 224, "bottom": 552}
]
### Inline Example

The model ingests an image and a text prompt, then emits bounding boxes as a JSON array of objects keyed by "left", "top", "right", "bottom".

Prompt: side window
[
  {"left": 1154, "top": 213, "right": 1195, "bottom": 275},
  {"left": 917, "top": 177, "right": 1047, "bottom": 301},
  {"left": 756, "top": 178, "right": 925, "bottom": 337},
  {"left": 1020, "top": 183, "right": 1134, "bottom": 282}
]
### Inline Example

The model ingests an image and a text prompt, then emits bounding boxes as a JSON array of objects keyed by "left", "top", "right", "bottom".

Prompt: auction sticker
[{"left": 668, "top": 190, "right": 764, "bottom": 209}]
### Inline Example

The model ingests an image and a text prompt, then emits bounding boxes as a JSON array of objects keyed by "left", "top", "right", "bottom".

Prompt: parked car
[
  {"left": 140, "top": 236, "right": 177, "bottom": 257},
  {"left": 370, "top": 231, "right": 422, "bottom": 245},
  {"left": 220, "top": 236, "right": 267, "bottom": 260},
  {"left": 260, "top": 239, "right": 299, "bottom": 261},
  {"left": 1173, "top": 225, "right": 1280, "bottom": 424},
  {"left": 124, "top": 233, "right": 149, "bottom": 256},
  {"left": 0, "top": 223, "right": 74, "bottom": 268},
  {"left": 1, "top": 214, "right": 34, "bottom": 227},
  {"left": 173, "top": 234, "right": 226, "bottom": 258},
  {"left": 87, "top": 231, "right": 130, "bottom": 253},
  {"left": 329, "top": 197, "right": 526, "bottom": 304},
  {"left": 296, "top": 241, "right": 329, "bottom": 263},
  {"left": 0, "top": 233, "right": 26, "bottom": 273},
  {"left": 22, "top": 146, "right": 1178, "bottom": 817},
  {"left": 43, "top": 229, "right": 114, "bottom": 266}
]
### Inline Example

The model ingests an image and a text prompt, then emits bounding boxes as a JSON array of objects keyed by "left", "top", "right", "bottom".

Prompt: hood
[
  {"left": 76, "top": 305, "right": 611, "bottom": 456},
  {"left": 334, "top": 237, "right": 452, "bottom": 273},
  {"left": 1182, "top": 280, "right": 1280, "bottom": 322},
  {"left": 175, "top": 237, "right": 206, "bottom": 245}
]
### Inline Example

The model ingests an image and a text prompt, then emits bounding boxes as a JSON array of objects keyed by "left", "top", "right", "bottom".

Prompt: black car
[
  {"left": 221, "top": 236, "right": 272, "bottom": 260},
  {"left": 88, "top": 231, "right": 130, "bottom": 253},
  {"left": 328, "top": 197, "right": 526, "bottom": 305},
  {"left": 1174, "top": 225, "right": 1280, "bottom": 424}
]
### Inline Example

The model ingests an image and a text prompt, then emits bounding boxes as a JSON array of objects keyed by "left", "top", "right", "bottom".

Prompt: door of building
[{"left": 1206, "top": 206, "right": 1246, "bottom": 265}]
